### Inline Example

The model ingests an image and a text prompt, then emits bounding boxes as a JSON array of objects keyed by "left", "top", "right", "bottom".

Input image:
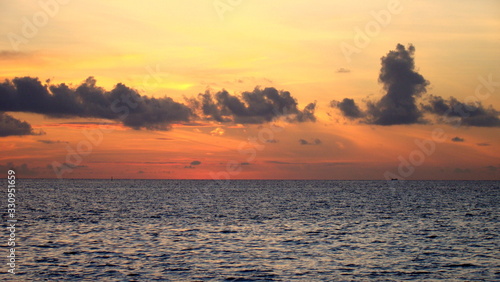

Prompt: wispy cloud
[
  {"left": 299, "top": 138, "right": 322, "bottom": 145},
  {"left": 37, "top": 139, "right": 68, "bottom": 144},
  {"left": 336, "top": 68, "right": 351, "bottom": 73}
]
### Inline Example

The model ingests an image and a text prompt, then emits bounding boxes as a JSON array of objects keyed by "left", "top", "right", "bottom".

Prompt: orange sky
[{"left": 0, "top": 0, "right": 499, "bottom": 179}]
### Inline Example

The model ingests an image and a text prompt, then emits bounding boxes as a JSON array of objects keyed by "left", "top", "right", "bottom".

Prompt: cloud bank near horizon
[
  {"left": 2, "top": 44, "right": 499, "bottom": 138},
  {"left": 0, "top": 77, "right": 317, "bottom": 137}
]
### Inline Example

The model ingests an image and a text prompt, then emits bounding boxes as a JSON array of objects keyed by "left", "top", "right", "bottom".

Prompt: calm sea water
[{"left": 2, "top": 180, "right": 499, "bottom": 281}]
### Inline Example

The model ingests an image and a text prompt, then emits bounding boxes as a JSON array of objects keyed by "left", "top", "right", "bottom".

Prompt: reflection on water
[{"left": 3, "top": 180, "right": 499, "bottom": 281}]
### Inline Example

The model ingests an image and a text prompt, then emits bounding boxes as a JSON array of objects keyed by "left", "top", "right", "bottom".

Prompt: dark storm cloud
[
  {"left": 0, "top": 112, "right": 37, "bottom": 137},
  {"left": 333, "top": 44, "right": 500, "bottom": 127},
  {"left": 0, "top": 77, "right": 317, "bottom": 132},
  {"left": 331, "top": 98, "right": 364, "bottom": 119},
  {"left": 423, "top": 96, "right": 500, "bottom": 127},
  {"left": 186, "top": 91, "right": 229, "bottom": 123},
  {"left": 0, "top": 77, "right": 192, "bottom": 130},
  {"left": 187, "top": 87, "right": 316, "bottom": 124},
  {"left": 334, "top": 44, "right": 428, "bottom": 125},
  {"left": 451, "top": 137, "right": 464, "bottom": 142},
  {"left": 366, "top": 44, "right": 428, "bottom": 125}
]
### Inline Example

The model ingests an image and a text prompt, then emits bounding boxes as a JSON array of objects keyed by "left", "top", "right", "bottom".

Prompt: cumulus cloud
[
  {"left": 296, "top": 102, "right": 317, "bottom": 122},
  {"left": 366, "top": 44, "right": 428, "bottom": 125},
  {"left": 333, "top": 44, "right": 428, "bottom": 125},
  {"left": 0, "top": 112, "right": 37, "bottom": 137},
  {"left": 1, "top": 77, "right": 316, "bottom": 134},
  {"left": 0, "top": 77, "right": 192, "bottom": 130},
  {"left": 333, "top": 44, "right": 500, "bottom": 127},
  {"left": 451, "top": 137, "right": 464, "bottom": 142},
  {"left": 187, "top": 87, "right": 316, "bottom": 124},
  {"left": 422, "top": 96, "right": 500, "bottom": 127},
  {"left": 331, "top": 98, "right": 364, "bottom": 119}
]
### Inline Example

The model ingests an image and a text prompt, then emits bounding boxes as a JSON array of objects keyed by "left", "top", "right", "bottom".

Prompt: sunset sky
[{"left": 1, "top": 0, "right": 499, "bottom": 180}]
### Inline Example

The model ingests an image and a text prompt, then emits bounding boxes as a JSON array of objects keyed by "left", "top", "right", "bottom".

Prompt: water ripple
[{"left": 1, "top": 179, "right": 498, "bottom": 281}]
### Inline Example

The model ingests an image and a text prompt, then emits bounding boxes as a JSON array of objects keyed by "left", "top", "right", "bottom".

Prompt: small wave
[{"left": 443, "top": 263, "right": 479, "bottom": 268}]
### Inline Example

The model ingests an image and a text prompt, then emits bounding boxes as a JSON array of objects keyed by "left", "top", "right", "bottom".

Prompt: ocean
[{"left": 2, "top": 179, "right": 499, "bottom": 281}]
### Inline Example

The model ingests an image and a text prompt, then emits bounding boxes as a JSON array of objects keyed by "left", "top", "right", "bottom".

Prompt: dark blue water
[{"left": 2, "top": 180, "right": 499, "bottom": 281}]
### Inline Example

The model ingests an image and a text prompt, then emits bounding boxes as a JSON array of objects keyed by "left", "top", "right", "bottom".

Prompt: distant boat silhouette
[{"left": 391, "top": 178, "right": 399, "bottom": 181}]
